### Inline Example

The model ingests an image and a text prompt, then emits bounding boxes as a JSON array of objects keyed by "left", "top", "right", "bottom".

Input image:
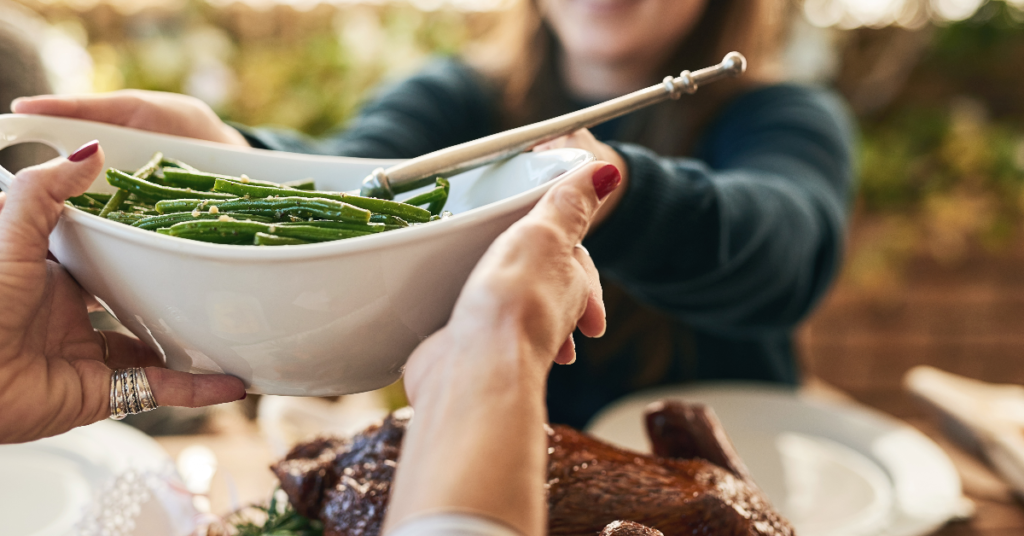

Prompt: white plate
[
  {"left": 0, "top": 421, "right": 196, "bottom": 536},
  {"left": 586, "top": 383, "right": 967, "bottom": 536}
]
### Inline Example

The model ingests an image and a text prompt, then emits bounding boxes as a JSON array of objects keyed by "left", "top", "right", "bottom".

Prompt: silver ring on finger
[
  {"left": 109, "top": 367, "right": 158, "bottom": 421},
  {"left": 574, "top": 243, "right": 590, "bottom": 256}
]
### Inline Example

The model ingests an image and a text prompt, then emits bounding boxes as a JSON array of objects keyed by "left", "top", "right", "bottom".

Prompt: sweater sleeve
[
  {"left": 585, "top": 85, "right": 856, "bottom": 336},
  {"left": 235, "top": 58, "right": 497, "bottom": 159}
]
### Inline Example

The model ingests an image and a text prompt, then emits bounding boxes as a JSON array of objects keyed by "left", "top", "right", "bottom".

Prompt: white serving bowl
[{"left": 0, "top": 114, "right": 593, "bottom": 395}]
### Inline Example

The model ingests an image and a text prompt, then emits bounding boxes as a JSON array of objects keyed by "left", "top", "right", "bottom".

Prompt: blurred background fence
[{"left": 4, "top": 0, "right": 1024, "bottom": 412}]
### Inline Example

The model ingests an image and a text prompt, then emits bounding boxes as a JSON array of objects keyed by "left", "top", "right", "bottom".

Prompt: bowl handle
[
  {"left": 0, "top": 113, "right": 75, "bottom": 192},
  {"left": 0, "top": 163, "right": 12, "bottom": 192}
]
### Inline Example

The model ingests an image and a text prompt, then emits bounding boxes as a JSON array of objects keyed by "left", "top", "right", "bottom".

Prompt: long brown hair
[{"left": 470, "top": 0, "right": 787, "bottom": 156}]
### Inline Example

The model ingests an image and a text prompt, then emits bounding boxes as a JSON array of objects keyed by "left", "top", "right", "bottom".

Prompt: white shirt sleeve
[{"left": 388, "top": 513, "right": 522, "bottom": 536}]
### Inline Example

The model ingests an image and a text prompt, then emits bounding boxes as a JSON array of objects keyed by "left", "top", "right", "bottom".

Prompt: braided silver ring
[{"left": 109, "top": 367, "right": 158, "bottom": 420}]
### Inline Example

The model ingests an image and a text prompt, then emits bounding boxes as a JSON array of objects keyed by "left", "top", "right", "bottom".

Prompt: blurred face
[{"left": 539, "top": 0, "right": 709, "bottom": 68}]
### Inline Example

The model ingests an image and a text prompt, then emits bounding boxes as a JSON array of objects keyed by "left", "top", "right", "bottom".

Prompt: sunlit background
[{"left": 4, "top": 0, "right": 1024, "bottom": 420}]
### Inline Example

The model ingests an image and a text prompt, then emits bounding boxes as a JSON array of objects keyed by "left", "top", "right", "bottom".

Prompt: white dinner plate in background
[
  {"left": 0, "top": 420, "right": 196, "bottom": 536},
  {"left": 586, "top": 383, "right": 970, "bottom": 536}
]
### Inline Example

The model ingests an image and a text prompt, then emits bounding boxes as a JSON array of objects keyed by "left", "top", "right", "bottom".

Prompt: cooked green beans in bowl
[{"left": 66, "top": 152, "right": 451, "bottom": 246}]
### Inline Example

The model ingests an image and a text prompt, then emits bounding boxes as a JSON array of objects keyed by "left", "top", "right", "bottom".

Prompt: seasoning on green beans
[
  {"left": 107, "top": 169, "right": 235, "bottom": 201},
  {"left": 254, "top": 232, "right": 308, "bottom": 246},
  {"left": 99, "top": 152, "right": 163, "bottom": 217},
  {"left": 67, "top": 154, "right": 451, "bottom": 246},
  {"left": 278, "top": 220, "right": 386, "bottom": 233},
  {"left": 200, "top": 196, "right": 370, "bottom": 224},
  {"left": 212, "top": 179, "right": 432, "bottom": 223},
  {"left": 133, "top": 211, "right": 275, "bottom": 231},
  {"left": 104, "top": 211, "right": 149, "bottom": 225},
  {"left": 168, "top": 219, "right": 376, "bottom": 244}
]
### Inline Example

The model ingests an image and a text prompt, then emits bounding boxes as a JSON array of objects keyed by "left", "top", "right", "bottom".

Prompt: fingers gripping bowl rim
[{"left": 0, "top": 113, "right": 595, "bottom": 395}]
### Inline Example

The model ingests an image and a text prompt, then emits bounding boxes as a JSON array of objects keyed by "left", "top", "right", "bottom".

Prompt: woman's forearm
[{"left": 384, "top": 330, "right": 551, "bottom": 536}]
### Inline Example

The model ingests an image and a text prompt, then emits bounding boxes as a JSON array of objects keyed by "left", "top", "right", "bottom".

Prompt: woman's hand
[
  {"left": 11, "top": 91, "right": 249, "bottom": 147},
  {"left": 533, "top": 129, "right": 628, "bottom": 229},
  {"left": 0, "top": 141, "right": 245, "bottom": 445},
  {"left": 404, "top": 160, "right": 620, "bottom": 404},
  {"left": 388, "top": 161, "right": 621, "bottom": 536}
]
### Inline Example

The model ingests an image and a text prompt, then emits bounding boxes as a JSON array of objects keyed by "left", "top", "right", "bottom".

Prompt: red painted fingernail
[
  {"left": 68, "top": 140, "right": 99, "bottom": 162},
  {"left": 592, "top": 164, "right": 621, "bottom": 200}
]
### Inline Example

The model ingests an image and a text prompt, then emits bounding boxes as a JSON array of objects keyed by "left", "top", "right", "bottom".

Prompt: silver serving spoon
[{"left": 360, "top": 52, "right": 747, "bottom": 199}]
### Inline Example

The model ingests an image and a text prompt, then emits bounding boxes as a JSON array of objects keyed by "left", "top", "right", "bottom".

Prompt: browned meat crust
[
  {"left": 545, "top": 423, "right": 791, "bottom": 536},
  {"left": 272, "top": 408, "right": 411, "bottom": 536}
]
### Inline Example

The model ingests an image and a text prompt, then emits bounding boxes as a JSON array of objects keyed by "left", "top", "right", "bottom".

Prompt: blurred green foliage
[
  {"left": 23, "top": 0, "right": 488, "bottom": 135},
  {"left": 846, "top": 1, "right": 1024, "bottom": 290}
]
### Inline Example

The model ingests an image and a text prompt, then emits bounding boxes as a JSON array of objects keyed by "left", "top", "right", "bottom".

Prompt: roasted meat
[
  {"left": 546, "top": 401, "right": 792, "bottom": 535},
  {"left": 273, "top": 408, "right": 410, "bottom": 536},
  {"left": 271, "top": 401, "right": 793, "bottom": 536}
]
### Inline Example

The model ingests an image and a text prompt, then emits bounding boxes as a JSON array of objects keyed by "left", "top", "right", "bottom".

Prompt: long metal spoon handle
[{"left": 360, "top": 52, "right": 747, "bottom": 199}]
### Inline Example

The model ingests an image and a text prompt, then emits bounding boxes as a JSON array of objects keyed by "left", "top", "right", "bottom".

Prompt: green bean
[
  {"left": 65, "top": 202, "right": 103, "bottom": 216},
  {"left": 133, "top": 211, "right": 274, "bottom": 231},
  {"left": 83, "top": 192, "right": 114, "bottom": 204},
  {"left": 254, "top": 233, "right": 308, "bottom": 246},
  {"left": 159, "top": 157, "right": 198, "bottom": 172},
  {"left": 100, "top": 152, "right": 163, "bottom": 217},
  {"left": 164, "top": 169, "right": 299, "bottom": 192},
  {"left": 107, "top": 169, "right": 235, "bottom": 201},
  {"left": 197, "top": 192, "right": 370, "bottom": 223},
  {"left": 169, "top": 220, "right": 373, "bottom": 245},
  {"left": 168, "top": 220, "right": 268, "bottom": 244},
  {"left": 99, "top": 186, "right": 131, "bottom": 217},
  {"left": 278, "top": 220, "right": 385, "bottom": 233},
  {"left": 126, "top": 204, "right": 159, "bottom": 215},
  {"left": 156, "top": 228, "right": 172, "bottom": 235},
  {"left": 124, "top": 191, "right": 164, "bottom": 205},
  {"left": 105, "top": 211, "right": 149, "bottom": 225},
  {"left": 402, "top": 178, "right": 449, "bottom": 216},
  {"left": 429, "top": 177, "right": 450, "bottom": 216},
  {"left": 68, "top": 193, "right": 108, "bottom": 208},
  {"left": 161, "top": 169, "right": 220, "bottom": 191},
  {"left": 369, "top": 214, "right": 409, "bottom": 227},
  {"left": 211, "top": 180, "right": 431, "bottom": 223},
  {"left": 282, "top": 178, "right": 316, "bottom": 190},
  {"left": 154, "top": 199, "right": 223, "bottom": 214},
  {"left": 402, "top": 188, "right": 442, "bottom": 207}
]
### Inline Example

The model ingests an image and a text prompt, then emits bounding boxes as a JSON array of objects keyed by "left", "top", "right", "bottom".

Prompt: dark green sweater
[{"left": 239, "top": 59, "right": 856, "bottom": 428}]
